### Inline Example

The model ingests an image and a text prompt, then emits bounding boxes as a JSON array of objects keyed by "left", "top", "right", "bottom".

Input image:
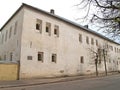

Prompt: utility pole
[{"left": 103, "top": 49, "right": 107, "bottom": 76}]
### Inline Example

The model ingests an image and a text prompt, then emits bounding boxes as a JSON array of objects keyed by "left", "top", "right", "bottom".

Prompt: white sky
[{"left": 0, "top": 0, "right": 83, "bottom": 28}]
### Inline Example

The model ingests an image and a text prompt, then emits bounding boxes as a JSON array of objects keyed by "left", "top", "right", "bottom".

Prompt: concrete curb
[{"left": 0, "top": 73, "right": 119, "bottom": 89}]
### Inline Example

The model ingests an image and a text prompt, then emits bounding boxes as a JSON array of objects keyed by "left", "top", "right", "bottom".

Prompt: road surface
[{"left": 1, "top": 75, "right": 120, "bottom": 90}]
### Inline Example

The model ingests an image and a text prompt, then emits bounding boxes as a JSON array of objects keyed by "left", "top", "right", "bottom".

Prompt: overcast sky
[{"left": 0, "top": 0, "right": 84, "bottom": 28}]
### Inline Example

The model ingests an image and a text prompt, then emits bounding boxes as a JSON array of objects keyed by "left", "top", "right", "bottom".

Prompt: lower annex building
[{"left": 0, "top": 3, "right": 120, "bottom": 79}]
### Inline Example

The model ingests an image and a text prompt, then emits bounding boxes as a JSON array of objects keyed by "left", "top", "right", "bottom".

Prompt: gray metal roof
[{"left": 0, "top": 3, "right": 120, "bottom": 45}]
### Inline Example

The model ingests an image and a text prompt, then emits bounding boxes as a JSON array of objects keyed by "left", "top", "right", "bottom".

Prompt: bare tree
[
  {"left": 88, "top": 43, "right": 109, "bottom": 76},
  {"left": 76, "top": 0, "right": 120, "bottom": 41},
  {"left": 88, "top": 47, "right": 102, "bottom": 76}
]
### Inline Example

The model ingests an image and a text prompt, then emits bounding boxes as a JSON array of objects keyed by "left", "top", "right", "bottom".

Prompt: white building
[{"left": 0, "top": 3, "right": 120, "bottom": 79}]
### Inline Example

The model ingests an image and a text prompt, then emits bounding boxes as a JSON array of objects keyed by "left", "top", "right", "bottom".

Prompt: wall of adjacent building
[
  {"left": 19, "top": 7, "right": 120, "bottom": 79},
  {"left": 0, "top": 8, "right": 24, "bottom": 62}
]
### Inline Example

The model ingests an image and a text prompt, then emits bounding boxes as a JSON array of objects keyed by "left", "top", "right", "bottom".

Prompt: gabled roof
[{"left": 0, "top": 3, "right": 120, "bottom": 45}]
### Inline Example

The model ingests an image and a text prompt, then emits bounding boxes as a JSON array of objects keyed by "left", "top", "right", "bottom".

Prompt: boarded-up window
[{"left": 27, "top": 56, "right": 32, "bottom": 60}]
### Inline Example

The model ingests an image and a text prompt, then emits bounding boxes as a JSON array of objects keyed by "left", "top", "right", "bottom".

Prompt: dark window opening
[
  {"left": 36, "top": 24, "right": 40, "bottom": 30},
  {"left": 80, "top": 56, "right": 84, "bottom": 64},
  {"left": 54, "top": 29, "right": 57, "bottom": 34},
  {"left": 46, "top": 27, "right": 49, "bottom": 32},
  {"left": 52, "top": 54, "right": 57, "bottom": 63},
  {"left": 38, "top": 52, "right": 43, "bottom": 62},
  {"left": 27, "top": 56, "right": 32, "bottom": 60}
]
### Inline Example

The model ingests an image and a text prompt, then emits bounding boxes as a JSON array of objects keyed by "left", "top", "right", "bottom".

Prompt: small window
[
  {"left": 10, "top": 52, "right": 13, "bottom": 61},
  {"left": 2, "top": 34, "right": 4, "bottom": 44},
  {"left": 86, "top": 36, "right": 89, "bottom": 44},
  {"left": 52, "top": 54, "right": 57, "bottom": 63},
  {"left": 79, "top": 34, "right": 82, "bottom": 43},
  {"left": 46, "top": 27, "right": 49, "bottom": 32},
  {"left": 9, "top": 26, "right": 12, "bottom": 38},
  {"left": 4, "top": 55, "right": 6, "bottom": 60},
  {"left": 36, "top": 19, "right": 42, "bottom": 33},
  {"left": 46, "top": 22, "right": 51, "bottom": 35},
  {"left": 91, "top": 38, "right": 94, "bottom": 45},
  {"left": 80, "top": 56, "right": 84, "bottom": 64},
  {"left": 27, "top": 56, "right": 32, "bottom": 60},
  {"left": 96, "top": 40, "right": 98, "bottom": 46},
  {"left": 114, "top": 47, "right": 116, "bottom": 52},
  {"left": 38, "top": 52, "right": 43, "bottom": 62},
  {"left": 14, "top": 21, "right": 17, "bottom": 35},
  {"left": 5, "top": 30, "right": 8, "bottom": 42},
  {"left": 54, "top": 25, "right": 59, "bottom": 37},
  {"left": 109, "top": 59, "right": 111, "bottom": 63}
]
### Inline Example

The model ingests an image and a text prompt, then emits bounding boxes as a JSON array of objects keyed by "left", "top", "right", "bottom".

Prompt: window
[
  {"left": 10, "top": 52, "right": 13, "bottom": 61},
  {"left": 14, "top": 21, "right": 17, "bottom": 35},
  {"left": 27, "top": 56, "right": 32, "bottom": 60},
  {"left": 46, "top": 22, "right": 51, "bottom": 35},
  {"left": 2, "top": 34, "right": 4, "bottom": 44},
  {"left": 80, "top": 56, "right": 84, "bottom": 64},
  {"left": 38, "top": 52, "right": 43, "bottom": 62},
  {"left": 115, "top": 47, "right": 116, "bottom": 52},
  {"left": 91, "top": 38, "right": 94, "bottom": 45},
  {"left": 36, "top": 19, "right": 42, "bottom": 33},
  {"left": 5, "top": 30, "right": 8, "bottom": 41},
  {"left": 9, "top": 26, "right": 12, "bottom": 38},
  {"left": 46, "top": 27, "right": 49, "bottom": 32},
  {"left": 96, "top": 40, "right": 98, "bottom": 46},
  {"left": 4, "top": 55, "right": 6, "bottom": 60},
  {"left": 109, "top": 59, "right": 111, "bottom": 63},
  {"left": 54, "top": 25, "right": 59, "bottom": 37},
  {"left": 79, "top": 34, "right": 82, "bottom": 43},
  {"left": 52, "top": 54, "right": 57, "bottom": 63},
  {"left": 86, "top": 36, "right": 89, "bottom": 44}
]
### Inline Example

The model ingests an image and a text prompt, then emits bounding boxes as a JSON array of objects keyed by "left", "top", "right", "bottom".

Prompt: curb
[{"left": 0, "top": 73, "right": 119, "bottom": 89}]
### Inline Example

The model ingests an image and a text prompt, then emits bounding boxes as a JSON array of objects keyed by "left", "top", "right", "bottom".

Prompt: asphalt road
[{"left": 1, "top": 75, "right": 120, "bottom": 90}]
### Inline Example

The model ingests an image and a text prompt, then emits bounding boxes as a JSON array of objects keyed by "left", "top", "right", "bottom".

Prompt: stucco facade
[{"left": 0, "top": 3, "right": 120, "bottom": 79}]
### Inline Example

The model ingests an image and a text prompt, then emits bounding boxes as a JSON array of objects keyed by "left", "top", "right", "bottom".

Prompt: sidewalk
[{"left": 0, "top": 72, "right": 119, "bottom": 89}]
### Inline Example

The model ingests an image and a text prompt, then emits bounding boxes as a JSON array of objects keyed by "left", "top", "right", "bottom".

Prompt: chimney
[
  {"left": 50, "top": 9, "right": 55, "bottom": 14},
  {"left": 84, "top": 25, "right": 89, "bottom": 29}
]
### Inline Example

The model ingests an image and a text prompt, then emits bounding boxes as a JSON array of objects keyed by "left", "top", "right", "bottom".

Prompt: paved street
[{"left": 1, "top": 75, "right": 120, "bottom": 90}]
